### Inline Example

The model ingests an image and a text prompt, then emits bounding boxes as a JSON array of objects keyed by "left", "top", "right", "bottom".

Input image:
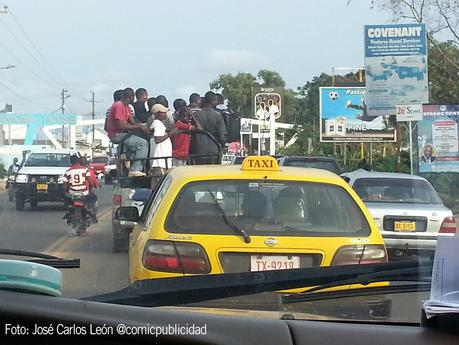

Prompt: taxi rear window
[{"left": 165, "top": 180, "right": 371, "bottom": 237}]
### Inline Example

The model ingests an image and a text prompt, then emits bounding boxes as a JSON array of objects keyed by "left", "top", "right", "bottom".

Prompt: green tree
[
  {"left": 428, "top": 40, "right": 459, "bottom": 103},
  {"left": 256, "top": 69, "right": 286, "bottom": 87},
  {"left": 210, "top": 72, "right": 256, "bottom": 116}
]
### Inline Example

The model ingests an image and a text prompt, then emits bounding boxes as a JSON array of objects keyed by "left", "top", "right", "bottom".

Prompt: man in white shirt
[{"left": 149, "top": 104, "right": 178, "bottom": 175}]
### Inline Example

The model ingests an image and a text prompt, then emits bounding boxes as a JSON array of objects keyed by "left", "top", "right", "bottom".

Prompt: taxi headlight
[
  {"left": 49, "top": 177, "right": 55, "bottom": 183},
  {"left": 30, "top": 177, "right": 37, "bottom": 183},
  {"left": 15, "top": 174, "right": 28, "bottom": 183}
]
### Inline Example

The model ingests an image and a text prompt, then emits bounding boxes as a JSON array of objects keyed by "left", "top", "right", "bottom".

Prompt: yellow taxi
[{"left": 125, "top": 156, "right": 387, "bottom": 283}]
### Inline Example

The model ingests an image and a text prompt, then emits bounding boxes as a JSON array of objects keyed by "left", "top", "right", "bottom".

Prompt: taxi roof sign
[{"left": 241, "top": 156, "right": 279, "bottom": 171}]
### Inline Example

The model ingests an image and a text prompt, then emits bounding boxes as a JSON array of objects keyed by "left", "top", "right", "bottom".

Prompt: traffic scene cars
[{"left": 1, "top": 2, "right": 459, "bottom": 343}]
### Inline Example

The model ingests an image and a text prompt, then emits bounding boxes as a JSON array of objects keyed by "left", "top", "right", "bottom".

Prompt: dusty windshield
[
  {"left": 24, "top": 153, "right": 71, "bottom": 167},
  {"left": 0, "top": 0, "right": 458, "bottom": 328},
  {"left": 353, "top": 178, "right": 442, "bottom": 204}
]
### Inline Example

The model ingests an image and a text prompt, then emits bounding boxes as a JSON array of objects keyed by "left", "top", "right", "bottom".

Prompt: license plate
[
  {"left": 36, "top": 183, "right": 48, "bottom": 191},
  {"left": 250, "top": 255, "right": 300, "bottom": 272},
  {"left": 394, "top": 221, "right": 416, "bottom": 232}
]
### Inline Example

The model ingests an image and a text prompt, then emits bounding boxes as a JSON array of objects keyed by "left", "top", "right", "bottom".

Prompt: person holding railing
[
  {"left": 189, "top": 91, "right": 226, "bottom": 165},
  {"left": 106, "top": 88, "right": 149, "bottom": 177}
]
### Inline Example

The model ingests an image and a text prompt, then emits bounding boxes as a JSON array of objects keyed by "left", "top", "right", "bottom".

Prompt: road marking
[{"left": 44, "top": 207, "right": 113, "bottom": 256}]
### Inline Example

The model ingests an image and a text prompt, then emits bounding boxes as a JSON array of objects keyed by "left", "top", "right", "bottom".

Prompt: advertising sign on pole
[
  {"left": 418, "top": 104, "right": 459, "bottom": 173},
  {"left": 253, "top": 86, "right": 283, "bottom": 155},
  {"left": 320, "top": 87, "right": 395, "bottom": 142},
  {"left": 364, "top": 23, "right": 428, "bottom": 117},
  {"left": 396, "top": 104, "right": 423, "bottom": 122}
]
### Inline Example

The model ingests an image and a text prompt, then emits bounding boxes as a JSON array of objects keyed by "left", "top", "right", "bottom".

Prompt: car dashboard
[{"left": 0, "top": 290, "right": 458, "bottom": 344}]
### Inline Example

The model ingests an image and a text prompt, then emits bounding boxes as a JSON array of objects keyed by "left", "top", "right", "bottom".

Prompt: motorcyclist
[
  {"left": 62, "top": 155, "right": 96, "bottom": 225},
  {"left": 80, "top": 156, "right": 99, "bottom": 223}
]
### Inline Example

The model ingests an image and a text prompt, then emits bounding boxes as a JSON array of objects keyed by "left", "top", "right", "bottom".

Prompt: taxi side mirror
[{"left": 115, "top": 206, "right": 139, "bottom": 223}]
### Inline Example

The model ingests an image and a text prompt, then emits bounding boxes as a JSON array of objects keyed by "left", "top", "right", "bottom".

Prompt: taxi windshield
[{"left": 166, "top": 180, "right": 370, "bottom": 237}]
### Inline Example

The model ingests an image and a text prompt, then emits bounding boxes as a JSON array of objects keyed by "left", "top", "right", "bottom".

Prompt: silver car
[{"left": 341, "top": 170, "right": 455, "bottom": 258}]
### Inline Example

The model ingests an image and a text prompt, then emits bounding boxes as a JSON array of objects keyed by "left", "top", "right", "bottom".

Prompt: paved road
[{"left": 0, "top": 184, "right": 128, "bottom": 299}]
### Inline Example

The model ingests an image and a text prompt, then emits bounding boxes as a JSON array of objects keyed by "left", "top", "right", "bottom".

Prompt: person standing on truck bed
[
  {"left": 106, "top": 88, "right": 149, "bottom": 177},
  {"left": 188, "top": 93, "right": 202, "bottom": 114},
  {"left": 132, "top": 88, "right": 150, "bottom": 123},
  {"left": 171, "top": 98, "right": 202, "bottom": 167},
  {"left": 190, "top": 91, "right": 227, "bottom": 165}
]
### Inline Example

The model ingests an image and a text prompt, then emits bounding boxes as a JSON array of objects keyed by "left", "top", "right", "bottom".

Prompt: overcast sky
[{"left": 0, "top": 0, "right": 391, "bottom": 117}]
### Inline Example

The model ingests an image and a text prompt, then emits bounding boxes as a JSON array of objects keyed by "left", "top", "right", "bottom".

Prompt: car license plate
[
  {"left": 394, "top": 221, "right": 416, "bottom": 232},
  {"left": 250, "top": 255, "right": 300, "bottom": 272},
  {"left": 36, "top": 183, "right": 48, "bottom": 191}
]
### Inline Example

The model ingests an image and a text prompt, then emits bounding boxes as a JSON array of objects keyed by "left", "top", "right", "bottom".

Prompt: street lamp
[
  {"left": 0, "top": 63, "right": 16, "bottom": 145},
  {"left": 0, "top": 64, "right": 16, "bottom": 70}
]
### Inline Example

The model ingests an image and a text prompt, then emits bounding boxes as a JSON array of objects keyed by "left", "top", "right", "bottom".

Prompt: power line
[
  {"left": 0, "top": 79, "right": 49, "bottom": 104},
  {"left": 0, "top": 16, "right": 64, "bottom": 88},
  {"left": 7, "top": 8, "right": 71, "bottom": 88},
  {"left": 0, "top": 39, "right": 59, "bottom": 91}
]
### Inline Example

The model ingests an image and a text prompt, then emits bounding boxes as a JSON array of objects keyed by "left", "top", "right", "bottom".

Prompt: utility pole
[
  {"left": 60, "top": 89, "right": 69, "bottom": 147},
  {"left": 84, "top": 91, "right": 102, "bottom": 157}
]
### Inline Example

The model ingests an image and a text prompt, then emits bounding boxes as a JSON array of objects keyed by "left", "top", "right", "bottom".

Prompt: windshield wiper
[
  {"left": 0, "top": 248, "right": 80, "bottom": 269},
  {"left": 282, "top": 265, "right": 432, "bottom": 304},
  {"left": 82, "top": 260, "right": 431, "bottom": 307},
  {"left": 207, "top": 190, "right": 251, "bottom": 244}
]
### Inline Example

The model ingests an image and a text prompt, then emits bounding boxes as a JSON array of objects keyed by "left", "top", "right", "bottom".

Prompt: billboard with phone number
[
  {"left": 418, "top": 104, "right": 459, "bottom": 173},
  {"left": 364, "top": 23, "right": 429, "bottom": 117}
]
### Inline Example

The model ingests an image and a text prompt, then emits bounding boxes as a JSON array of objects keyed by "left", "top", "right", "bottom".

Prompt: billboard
[
  {"left": 0, "top": 113, "right": 77, "bottom": 145},
  {"left": 320, "top": 87, "right": 396, "bottom": 142},
  {"left": 253, "top": 86, "right": 283, "bottom": 121},
  {"left": 418, "top": 104, "right": 459, "bottom": 173},
  {"left": 364, "top": 24, "right": 428, "bottom": 117}
]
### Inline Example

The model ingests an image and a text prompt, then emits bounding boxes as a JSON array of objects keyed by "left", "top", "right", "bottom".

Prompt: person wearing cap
[{"left": 149, "top": 104, "right": 179, "bottom": 176}]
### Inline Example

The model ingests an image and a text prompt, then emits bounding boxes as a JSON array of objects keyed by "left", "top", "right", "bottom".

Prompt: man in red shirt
[
  {"left": 106, "top": 88, "right": 149, "bottom": 176},
  {"left": 171, "top": 99, "right": 202, "bottom": 166},
  {"left": 80, "top": 156, "right": 99, "bottom": 223}
]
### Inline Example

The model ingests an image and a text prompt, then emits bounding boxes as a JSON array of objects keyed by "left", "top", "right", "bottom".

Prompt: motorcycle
[
  {"left": 6, "top": 175, "right": 15, "bottom": 202},
  {"left": 66, "top": 196, "right": 93, "bottom": 236}
]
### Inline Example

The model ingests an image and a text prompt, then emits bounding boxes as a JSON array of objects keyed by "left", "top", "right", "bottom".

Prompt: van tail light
[
  {"left": 439, "top": 217, "right": 456, "bottom": 234},
  {"left": 331, "top": 245, "right": 387, "bottom": 266},
  {"left": 142, "top": 240, "right": 211, "bottom": 274},
  {"left": 113, "top": 194, "right": 122, "bottom": 206}
]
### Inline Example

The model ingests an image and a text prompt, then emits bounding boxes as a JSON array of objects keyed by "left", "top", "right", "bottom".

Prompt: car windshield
[
  {"left": 91, "top": 157, "right": 107, "bottom": 164},
  {"left": 0, "top": 0, "right": 458, "bottom": 332},
  {"left": 283, "top": 159, "right": 340, "bottom": 174},
  {"left": 24, "top": 153, "right": 71, "bottom": 167},
  {"left": 353, "top": 178, "right": 442, "bottom": 204},
  {"left": 166, "top": 180, "right": 370, "bottom": 236}
]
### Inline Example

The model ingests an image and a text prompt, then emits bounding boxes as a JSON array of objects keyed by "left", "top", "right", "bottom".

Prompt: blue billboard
[
  {"left": 418, "top": 104, "right": 459, "bottom": 173},
  {"left": 0, "top": 113, "right": 76, "bottom": 145},
  {"left": 319, "top": 87, "right": 396, "bottom": 142},
  {"left": 364, "top": 23, "right": 428, "bottom": 117}
]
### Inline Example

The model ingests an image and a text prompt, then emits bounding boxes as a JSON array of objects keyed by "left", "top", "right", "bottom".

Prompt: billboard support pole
[
  {"left": 396, "top": 122, "right": 401, "bottom": 172},
  {"left": 409, "top": 121, "right": 413, "bottom": 175}
]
